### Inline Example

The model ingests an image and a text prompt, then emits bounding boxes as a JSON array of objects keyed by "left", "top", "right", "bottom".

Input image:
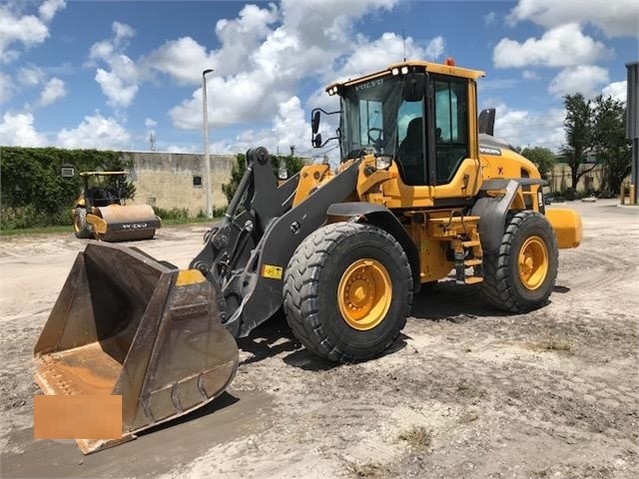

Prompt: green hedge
[
  {"left": 222, "top": 153, "right": 305, "bottom": 204},
  {"left": 1, "top": 147, "right": 134, "bottom": 230}
]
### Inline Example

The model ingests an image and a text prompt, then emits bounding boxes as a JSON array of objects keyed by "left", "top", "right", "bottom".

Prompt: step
[{"left": 463, "top": 259, "right": 483, "bottom": 267}]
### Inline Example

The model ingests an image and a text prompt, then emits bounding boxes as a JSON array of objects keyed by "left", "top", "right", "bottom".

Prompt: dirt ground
[{"left": 1, "top": 199, "right": 638, "bottom": 479}]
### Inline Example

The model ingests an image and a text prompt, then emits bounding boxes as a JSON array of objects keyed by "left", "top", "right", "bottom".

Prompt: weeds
[
  {"left": 398, "top": 425, "right": 432, "bottom": 449},
  {"left": 539, "top": 335, "right": 574, "bottom": 353},
  {"left": 346, "top": 462, "right": 390, "bottom": 478}
]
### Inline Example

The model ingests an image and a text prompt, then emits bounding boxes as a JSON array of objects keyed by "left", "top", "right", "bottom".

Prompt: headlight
[{"left": 375, "top": 155, "right": 392, "bottom": 170}]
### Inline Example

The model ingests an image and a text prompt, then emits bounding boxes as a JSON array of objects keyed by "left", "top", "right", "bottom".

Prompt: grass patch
[
  {"left": 346, "top": 462, "right": 390, "bottom": 478},
  {"left": 161, "top": 216, "right": 220, "bottom": 226},
  {"left": 0, "top": 225, "right": 72, "bottom": 236},
  {"left": 398, "top": 425, "right": 432, "bottom": 449},
  {"left": 538, "top": 335, "right": 574, "bottom": 353}
]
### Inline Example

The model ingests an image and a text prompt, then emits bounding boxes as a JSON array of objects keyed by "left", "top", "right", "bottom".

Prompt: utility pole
[{"left": 202, "top": 69, "right": 214, "bottom": 218}]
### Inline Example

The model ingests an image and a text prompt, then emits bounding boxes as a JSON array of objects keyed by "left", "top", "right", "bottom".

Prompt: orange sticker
[{"left": 34, "top": 395, "right": 122, "bottom": 440}]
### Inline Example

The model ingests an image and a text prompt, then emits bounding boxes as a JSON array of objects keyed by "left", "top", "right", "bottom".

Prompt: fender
[
  {"left": 471, "top": 178, "right": 546, "bottom": 254},
  {"left": 327, "top": 202, "right": 420, "bottom": 293}
]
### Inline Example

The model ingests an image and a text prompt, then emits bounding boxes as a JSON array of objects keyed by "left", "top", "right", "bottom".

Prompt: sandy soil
[{"left": 1, "top": 199, "right": 638, "bottom": 479}]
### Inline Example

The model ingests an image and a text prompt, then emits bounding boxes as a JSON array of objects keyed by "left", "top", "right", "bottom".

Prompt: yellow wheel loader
[
  {"left": 34, "top": 60, "right": 582, "bottom": 453},
  {"left": 72, "top": 171, "right": 161, "bottom": 242}
]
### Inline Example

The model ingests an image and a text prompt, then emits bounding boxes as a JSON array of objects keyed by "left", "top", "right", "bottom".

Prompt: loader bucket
[
  {"left": 33, "top": 243, "right": 238, "bottom": 454},
  {"left": 87, "top": 204, "right": 161, "bottom": 242}
]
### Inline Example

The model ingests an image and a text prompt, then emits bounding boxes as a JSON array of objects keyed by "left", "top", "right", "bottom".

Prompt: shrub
[
  {"left": 563, "top": 187, "right": 578, "bottom": 201},
  {"left": 153, "top": 207, "right": 189, "bottom": 220}
]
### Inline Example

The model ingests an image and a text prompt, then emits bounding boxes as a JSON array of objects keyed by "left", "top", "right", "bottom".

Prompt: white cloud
[
  {"left": 18, "top": 65, "right": 45, "bottom": 86},
  {"left": 490, "top": 102, "right": 566, "bottom": 151},
  {"left": 548, "top": 65, "right": 610, "bottom": 98},
  {"left": 0, "top": 73, "right": 14, "bottom": 103},
  {"left": 484, "top": 11, "right": 497, "bottom": 26},
  {"left": 57, "top": 113, "right": 131, "bottom": 149},
  {"left": 143, "top": 37, "right": 216, "bottom": 85},
  {"left": 145, "top": 118, "right": 157, "bottom": 128},
  {"left": 143, "top": 4, "right": 279, "bottom": 85},
  {"left": 0, "top": 111, "right": 47, "bottom": 146},
  {"left": 507, "top": 0, "right": 639, "bottom": 37},
  {"left": 522, "top": 69, "right": 540, "bottom": 80},
  {"left": 94, "top": 67, "right": 138, "bottom": 108},
  {"left": 425, "top": 36, "right": 445, "bottom": 62},
  {"left": 39, "top": 0, "right": 66, "bottom": 22},
  {"left": 0, "top": 1, "right": 66, "bottom": 63},
  {"left": 89, "top": 22, "right": 139, "bottom": 109},
  {"left": 233, "top": 96, "right": 310, "bottom": 154},
  {"left": 493, "top": 23, "right": 611, "bottom": 68},
  {"left": 112, "top": 21, "right": 134, "bottom": 41},
  {"left": 332, "top": 33, "right": 444, "bottom": 82},
  {"left": 601, "top": 80, "right": 627, "bottom": 102},
  {"left": 38, "top": 77, "right": 66, "bottom": 106},
  {"left": 169, "top": 0, "right": 401, "bottom": 131}
]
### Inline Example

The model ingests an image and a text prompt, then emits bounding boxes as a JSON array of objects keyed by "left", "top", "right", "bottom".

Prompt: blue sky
[{"left": 1, "top": 0, "right": 637, "bottom": 157}]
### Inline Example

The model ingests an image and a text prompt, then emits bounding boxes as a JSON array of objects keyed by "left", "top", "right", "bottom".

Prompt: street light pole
[{"left": 202, "top": 68, "right": 214, "bottom": 218}]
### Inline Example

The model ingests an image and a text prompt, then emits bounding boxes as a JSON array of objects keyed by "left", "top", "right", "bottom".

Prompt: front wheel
[
  {"left": 482, "top": 210, "right": 558, "bottom": 313},
  {"left": 283, "top": 222, "right": 413, "bottom": 363},
  {"left": 73, "top": 207, "right": 93, "bottom": 239}
]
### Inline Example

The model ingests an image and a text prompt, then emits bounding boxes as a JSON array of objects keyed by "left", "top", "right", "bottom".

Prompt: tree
[
  {"left": 521, "top": 147, "right": 557, "bottom": 181},
  {"left": 591, "top": 95, "right": 631, "bottom": 195},
  {"left": 221, "top": 152, "right": 306, "bottom": 204},
  {"left": 561, "top": 93, "right": 597, "bottom": 189}
]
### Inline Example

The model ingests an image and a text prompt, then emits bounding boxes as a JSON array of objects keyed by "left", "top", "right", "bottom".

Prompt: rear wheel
[
  {"left": 73, "top": 207, "right": 93, "bottom": 239},
  {"left": 482, "top": 210, "right": 558, "bottom": 313},
  {"left": 283, "top": 222, "right": 413, "bottom": 363}
]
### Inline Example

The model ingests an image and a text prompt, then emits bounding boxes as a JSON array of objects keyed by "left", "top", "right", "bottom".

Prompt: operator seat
[{"left": 397, "top": 117, "right": 425, "bottom": 184}]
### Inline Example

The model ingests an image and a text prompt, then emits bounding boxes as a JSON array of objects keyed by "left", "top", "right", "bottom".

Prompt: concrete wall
[
  {"left": 125, "top": 151, "right": 234, "bottom": 215},
  {"left": 548, "top": 163, "right": 631, "bottom": 193}
]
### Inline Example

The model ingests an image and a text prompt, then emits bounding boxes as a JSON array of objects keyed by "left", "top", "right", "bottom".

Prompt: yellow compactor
[
  {"left": 72, "top": 171, "right": 161, "bottom": 242},
  {"left": 34, "top": 59, "right": 582, "bottom": 453}
]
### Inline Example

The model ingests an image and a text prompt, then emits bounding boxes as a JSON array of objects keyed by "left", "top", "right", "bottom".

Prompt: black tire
[
  {"left": 283, "top": 222, "right": 413, "bottom": 363},
  {"left": 73, "top": 207, "right": 93, "bottom": 239},
  {"left": 482, "top": 210, "right": 558, "bottom": 313}
]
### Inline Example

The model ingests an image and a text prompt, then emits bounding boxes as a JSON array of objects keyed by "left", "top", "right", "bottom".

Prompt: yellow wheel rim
[
  {"left": 518, "top": 236, "right": 549, "bottom": 290},
  {"left": 337, "top": 258, "right": 392, "bottom": 331}
]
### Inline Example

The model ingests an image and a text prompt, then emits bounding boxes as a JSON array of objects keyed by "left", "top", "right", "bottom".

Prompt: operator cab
[{"left": 315, "top": 60, "right": 483, "bottom": 188}]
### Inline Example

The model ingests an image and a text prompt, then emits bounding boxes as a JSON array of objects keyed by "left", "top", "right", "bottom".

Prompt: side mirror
[
  {"left": 478, "top": 108, "right": 496, "bottom": 136},
  {"left": 311, "top": 110, "right": 321, "bottom": 135},
  {"left": 402, "top": 72, "right": 424, "bottom": 102},
  {"left": 312, "top": 133, "right": 323, "bottom": 148}
]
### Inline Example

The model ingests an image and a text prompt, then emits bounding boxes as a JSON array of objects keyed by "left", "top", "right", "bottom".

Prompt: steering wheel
[{"left": 367, "top": 128, "right": 384, "bottom": 148}]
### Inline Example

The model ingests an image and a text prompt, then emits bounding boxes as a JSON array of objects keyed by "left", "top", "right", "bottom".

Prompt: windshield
[{"left": 341, "top": 75, "right": 423, "bottom": 160}]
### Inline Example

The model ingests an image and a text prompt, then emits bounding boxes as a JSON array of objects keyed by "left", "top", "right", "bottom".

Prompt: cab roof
[{"left": 325, "top": 60, "right": 485, "bottom": 92}]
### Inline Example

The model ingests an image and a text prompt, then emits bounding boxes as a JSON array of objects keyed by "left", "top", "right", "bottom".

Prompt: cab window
[{"left": 433, "top": 78, "right": 469, "bottom": 184}]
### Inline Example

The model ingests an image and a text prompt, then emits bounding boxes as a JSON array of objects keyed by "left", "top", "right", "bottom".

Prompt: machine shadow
[
  {"left": 235, "top": 311, "right": 409, "bottom": 371},
  {"left": 410, "top": 280, "right": 500, "bottom": 321},
  {"left": 236, "top": 311, "right": 302, "bottom": 365},
  {"left": 137, "top": 391, "right": 240, "bottom": 437}
]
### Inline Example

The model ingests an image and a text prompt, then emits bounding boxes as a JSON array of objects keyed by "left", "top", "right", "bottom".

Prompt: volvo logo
[
  {"left": 122, "top": 223, "right": 148, "bottom": 229},
  {"left": 355, "top": 79, "right": 384, "bottom": 92}
]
